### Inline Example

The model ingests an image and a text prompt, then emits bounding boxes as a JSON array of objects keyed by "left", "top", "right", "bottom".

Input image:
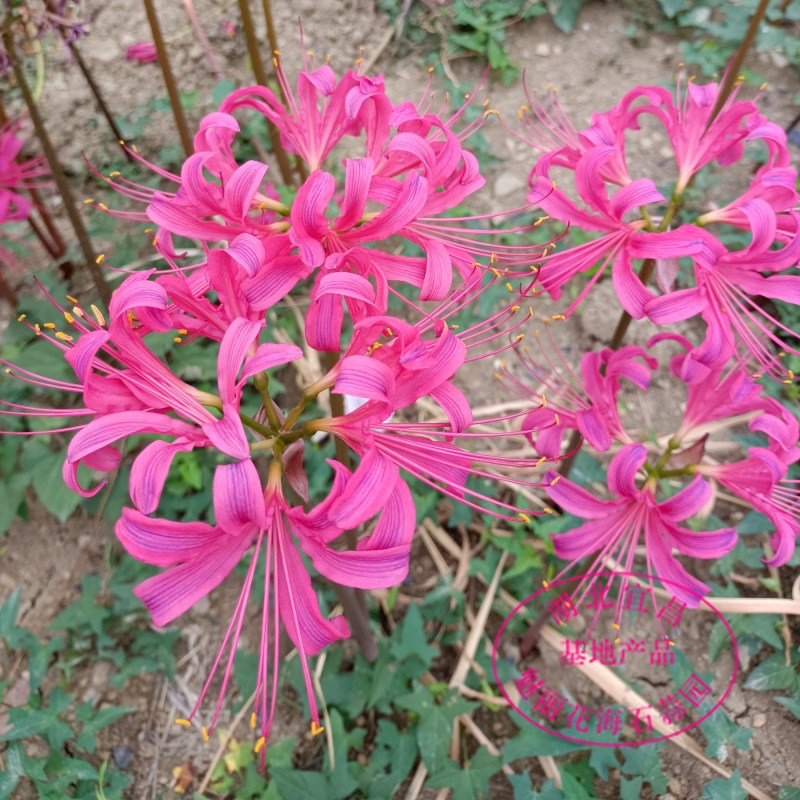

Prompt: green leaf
[
  {"left": 700, "top": 709, "right": 752, "bottom": 762},
  {"left": 75, "top": 704, "right": 135, "bottom": 752},
  {"left": 658, "top": 0, "right": 686, "bottom": 17},
  {"left": 427, "top": 747, "right": 501, "bottom": 800},
  {"left": 508, "top": 775, "right": 565, "bottom": 800},
  {"left": 19, "top": 442, "right": 82, "bottom": 523},
  {"left": 396, "top": 687, "right": 476, "bottom": 776},
  {"left": 0, "top": 743, "right": 25, "bottom": 799},
  {"left": 559, "top": 771, "right": 594, "bottom": 799},
  {"left": 702, "top": 769, "right": 747, "bottom": 800},
  {"left": 620, "top": 744, "right": 669, "bottom": 795},
  {"left": 50, "top": 574, "right": 109, "bottom": 639},
  {"left": 271, "top": 769, "right": 329, "bottom": 796},
  {"left": 589, "top": 747, "right": 619, "bottom": 780},
  {"left": 778, "top": 787, "right": 800, "bottom": 800},
  {"left": 390, "top": 603, "right": 437, "bottom": 667},
  {"left": 0, "top": 473, "right": 30, "bottom": 535},
  {"left": 548, "top": 0, "right": 585, "bottom": 33},
  {"left": 620, "top": 776, "right": 644, "bottom": 800},
  {"left": 774, "top": 695, "right": 800, "bottom": 719},
  {"left": 744, "top": 655, "right": 799, "bottom": 692}
]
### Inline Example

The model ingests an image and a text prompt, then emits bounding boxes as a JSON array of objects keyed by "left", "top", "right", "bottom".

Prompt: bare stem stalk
[
  {"left": 5, "top": 32, "right": 111, "bottom": 305},
  {"left": 236, "top": 0, "right": 296, "bottom": 187},
  {"left": 142, "top": 0, "right": 193, "bottom": 158}
]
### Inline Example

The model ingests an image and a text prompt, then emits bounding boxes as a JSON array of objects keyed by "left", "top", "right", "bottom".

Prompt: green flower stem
[{"left": 253, "top": 373, "right": 282, "bottom": 432}]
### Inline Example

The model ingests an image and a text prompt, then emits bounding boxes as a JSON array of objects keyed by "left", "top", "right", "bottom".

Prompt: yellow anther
[
  {"left": 491, "top": 267, "right": 501, "bottom": 278},
  {"left": 118, "top": 140, "right": 126, "bottom": 146},
  {"left": 511, "top": 305, "right": 520, "bottom": 312},
  {"left": 17, "top": 314, "right": 26, "bottom": 322},
  {"left": 779, "top": 351, "right": 787, "bottom": 358},
  {"left": 34, "top": 324, "right": 41, "bottom": 334},
  {"left": 175, "top": 718, "right": 191, "bottom": 727},
  {"left": 553, "top": 413, "right": 560, "bottom": 424},
  {"left": 551, "top": 314, "right": 566, "bottom": 321},
  {"left": 144, "top": 228, "right": 153, "bottom": 234},
  {"left": 551, "top": 180, "right": 557, "bottom": 190},
  {"left": 541, "top": 393, "right": 547, "bottom": 407},
  {"left": 152, "top": 237, "right": 159, "bottom": 246},
  {"left": 91, "top": 305, "right": 106, "bottom": 327},
  {"left": 109, "top": 171, "right": 121, "bottom": 177},
  {"left": 782, "top": 379, "right": 792, "bottom": 385},
  {"left": 788, "top": 370, "right": 795, "bottom": 380},
  {"left": 131, "top": 144, "right": 139, "bottom": 153},
  {"left": 483, "top": 108, "right": 499, "bottom": 117},
  {"left": 96, "top": 203, "right": 108, "bottom": 212},
  {"left": 354, "top": 57, "right": 364, "bottom": 65},
  {"left": 127, "top": 311, "right": 136, "bottom": 324},
  {"left": 752, "top": 373, "right": 763, "bottom": 379},
  {"left": 250, "top": 713, "right": 257, "bottom": 729},
  {"left": 84, "top": 198, "right": 94, "bottom": 204},
  {"left": 518, "top": 512, "right": 531, "bottom": 524},
  {"left": 55, "top": 332, "right": 74, "bottom": 342},
  {"left": 4, "top": 368, "right": 12, "bottom": 374},
  {"left": 495, "top": 373, "right": 502, "bottom": 381},
  {"left": 611, "top": 623, "right": 620, "bottom": 629},
  {"left": 273, "top": 49, "right": 281, "bottom": 56},
  {"left": 505, "top": 282, "right": 514, "bottom": 292},
  {"left": 668, "top": 640, "right": 675, "bottom": 647},
  {"left": 178, "top": 329, "right": 188, "bottom": 335},
  {"left": 311, "top": 721, "right": 325, "bottom": 736},
  {"left": 614, "top": 637, "right": 621, "bottom": 644},
  {"left": 64, "top": 312, "right": 74, "bottom": 324},
  {"left": 201, "top": 726, "right": 209, "bottom": 742},
  {"left": 72, "top": 307, "right": 85, "bottom": 318},
  {"left": 427, "top": 66, "right": 434, "bottom": 73},
  {"left": 549, "top": 475, "right": 561, "bottom": 486},
  {"left": 254, "top": 736, "right": 266, "bottom": 753},
  {"left": 760, "top": 82, "right": 768, "bottom": 91},
  {"left": 306, "top": 50, "right": 315, "bottom": 57},
  {"left": 542, "top": 580, "right": 549, "bottom": 588},
  {"left": 43, "top": 323, "right": 56, "bottom": 329},
  {"left": 66, "top": 295, "right": 78, "bottom": 303},
  {"left": 534, "top": 216, "right": 549, "bottom": 226},
  {"left": 515, "top": 333, "right": 524, "bottom": 342},
  {"left": 173, "top": 337, "right": 182, "bottom": 344},
  {"left": 543, "top": 507, "right": 553, "bottom": 514},
  {"left": 535, "top": 456, "right": 547, "bottom": 467}
]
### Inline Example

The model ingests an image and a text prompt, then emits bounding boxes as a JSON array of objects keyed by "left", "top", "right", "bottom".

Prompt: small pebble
[
  {"left": 668, "top": 777, "right": 682, "bottom": 795},
  {"left": 112, "top": 745, "right": 134, "bottom": 770},
  {"left": 752, "top": 712, "right": 767, "bottom": 728},
  {"left": 535, "top": 43, "right": 550, "bottom": 57}
]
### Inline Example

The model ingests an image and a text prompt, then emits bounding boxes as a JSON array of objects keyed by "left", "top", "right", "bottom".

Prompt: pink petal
[
  {"left": 575, "top": 408, "right": 612, "bottom": 452},
  {"left": 226, "top": 160, "right": 269, "bottom": 221},
  {"left": 226, "top": 233, "right": 265, "bottom": 277},
  {"left": 420, "top": 238, "right": 452, "bottom": 301},
  {"left": 130, "top": 438, "right": 198, "bottom": 514},
  {"left": 335, "top": 354, "right": 395, "bottom": 403},
  {"left": 116, "top": 506, "right": 221, "bottom": 566},
  {"left": 275, "top": 530, "right": 349, "bottom": 655},
  {"left": 545, "top": 471, "right": 617, "bottom": 519},
  {"left": 239, "top": 343, "right": 303, "bottom": 385},
  {"left": 213, "top": 459, "right": 267, "bottom": 536},
  {"left": 357, "top": 478, "right": 415, "bottom": 551},
  {"left": 645, "top": 287, "right": 705, "bottom": 325},
  {"left": 551, "top": 517, "right": 618, "bottom": 561},
  {"left": 430, "top": 383, "right": 472, "bottom": 433},
  {"left": 607, "top": 443, "right": 647, "bottom": 498},
  {"left": 65, "top": 329, "right": 110, "bottom": 383},
  {"left": 290, "top": 171, "right": 335, "bottom": 267},
  {"left": 217, "top": 318, "right": 262, "bottom": 403},
  {"left": 134, "top": 533, "right": 252, "bottom": 627},
  {"left": 328, "top": 447, "right": 399, "bottom": 529},
  {"left": 657, "top": 475, "right": 711, "bottom": 521},
  {"left": 336, "top": 158, "right": 374, "bottom": 231},
  {"left": 301, "top": 537, "right": 411, "bottom": 589},
  {"left": 609, "top": 179, "right": 665, "bottom": 219},
  {"left": 202, "top": 403, "right": 250, "bottom": 460}
]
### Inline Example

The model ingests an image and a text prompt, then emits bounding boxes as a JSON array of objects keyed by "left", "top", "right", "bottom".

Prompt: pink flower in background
[
  {"left": 125, "top": 42, "right": 158, "bottom": 64},
  {"left": 502, "top": 328, "right": 657, "bottom": 457},
  {"left": 699, "top": 449, "right": 799, "bottom": 567},
  {"left": 545, "top": 444, "right": 737, "bottom": 609},
  {"left": 519, "top": 78, "right": 800, "bottom": 382},
  {"left": 0, "top": 119, "right": 49, "bottom": 224}
]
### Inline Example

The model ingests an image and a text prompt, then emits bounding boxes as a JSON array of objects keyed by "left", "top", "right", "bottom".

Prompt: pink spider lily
[
  {"left": 498, "top": 323, "right": 657, "bottom": 457},
  {"left": 89, "top": 58, "right": 541, "bottom": 333},
  {"left": 545, "top": 443, "right": 737, "bottom": 611},
  {"left": 518, "top": 79, "right": 800, "bottom": 382},
  {"left": 697, "top": 448, "right": 799, "bottom": 567},
  {"left": 117, "top": 455, "right": 414, "bottom": 751},
  {"left": 642, "top": 227, "right": 800, "bottom": 381}
]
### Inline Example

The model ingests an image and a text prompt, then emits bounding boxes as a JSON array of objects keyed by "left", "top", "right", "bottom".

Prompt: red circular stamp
[{"left": 492, "top": 571, "right": 738, "bottom": 747}]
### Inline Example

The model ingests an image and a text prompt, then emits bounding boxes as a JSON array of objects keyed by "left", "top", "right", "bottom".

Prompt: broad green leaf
[
  {"left": 700, "top": 709, "right": 752, "bottom": 762},
  {"left": 427, "top": 748, "right": 501, "bottom": 800},
  {"left": 744, "top": 655, "right": 799, "bottom": 692},
  {"left": 621, "top": 744, "right": 669, "bottom": 795},
  {"left": 702, "top": 769, "right": 747, "bottom": 800}
]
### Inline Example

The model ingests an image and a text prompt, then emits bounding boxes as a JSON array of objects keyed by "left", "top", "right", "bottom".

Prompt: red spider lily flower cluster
[
  {"left": 1, "top": 60, "right": 550, "bottom": 752},
  {"left": 517, "top": 77, "right": 800, "bottom": 382}
]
